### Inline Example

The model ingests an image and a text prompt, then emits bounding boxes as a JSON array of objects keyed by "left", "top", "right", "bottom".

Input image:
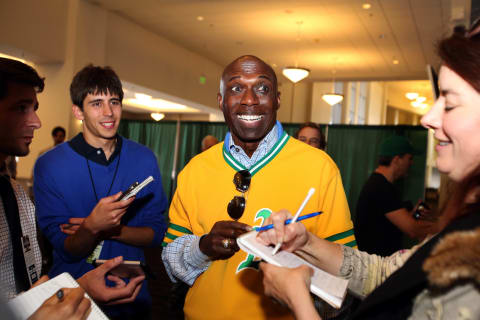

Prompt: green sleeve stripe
[
  {"left": 344, "top": 240, "right": 357, "bottom": 247},
  {"left": 161, "top": 242, "right": 169, "bottom": 247},
  {"left": 165, "top": 232, "right": 179, "bottom": 241},
  {"left": 325, "top": 229, "right": 355, "bottom": 242},
  {"left": 168, "top": 223, "right": 193, "bottom": 235}
]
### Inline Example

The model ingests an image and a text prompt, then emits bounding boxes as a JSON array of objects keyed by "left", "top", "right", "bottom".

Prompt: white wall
[
  {"left": 277, "top": 81, "right": 310, "bottom": 123},
  {"left": 1, "top": 0, "right": 225, "bottom": 179}
]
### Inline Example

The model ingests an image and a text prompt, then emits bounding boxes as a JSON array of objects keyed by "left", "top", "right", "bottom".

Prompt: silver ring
[{"left": 222, "top": 238, "right": 230, "bottom": 249}]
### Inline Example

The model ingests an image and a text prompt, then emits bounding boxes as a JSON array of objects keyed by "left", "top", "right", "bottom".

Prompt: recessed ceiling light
[
  {"left": 393, "top": 59, "right": 399, "bottom": 65},
  {"left": 406, "top": 92, "right": 419, "bottom": 100},
  {"left": 362, "top": 3, "right": 371, "bottom": 9},
  {"left": 272, "top": 63, "right": 277, "bottom": 68},
  {"left": 197, "top": 16, "right": 204, "bottom": 21}
]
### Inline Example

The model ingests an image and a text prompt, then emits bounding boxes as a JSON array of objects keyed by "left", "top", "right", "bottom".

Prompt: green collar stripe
[
  {"left": 325, "top": 229, "right": 355, "bottom": 242},
  {"left": 168, "top": 223, "right": 193, "bottom": 235},
  {"left": 223, "top": 150, "right": 246, "bottom": 171},
  {"left": 344, "top": 240, "right": 357, "bottom": 247},
  {"left": 165, "top": 231, "right": 179, "bottom": 241},
  {"left": 250, "top": 132, "right": 289, "bottom": 175},
  {"left": 223, "top": 132, "right": 289, "bottom": 176}
]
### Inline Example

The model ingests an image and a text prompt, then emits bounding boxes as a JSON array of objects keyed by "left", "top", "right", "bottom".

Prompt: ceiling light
[
  {"left": 196, "top": 16, "right": 204, "bottom": 21},
  {"left": 151, "top": 113, "right": 165, "bottom": 121},
  {"left": 362, "top": 3, "right": 371, "bottom": 9},
  {"left": 135, "top": 93, "right": 152, "bottom": 101},
  {"left": 411, "top": 101, "right": 422, "bottom": 108},
  {"left": 282, "top": 67, "right": 310, "bottom": 83},
  {"left": 416, "top": 96, "right": 426, "bottom": 103},
  {"left": 406, "top": 92, "right": 419, "bottom": 100},
  {"left": 393, "top": 59, "right": 399, "bottom": 65},
  {"left": 322, "top": 93, "right": 344, "bottom": 106},
  {"left": 283, "top": 21, "right": 310, "bottom": 83}
]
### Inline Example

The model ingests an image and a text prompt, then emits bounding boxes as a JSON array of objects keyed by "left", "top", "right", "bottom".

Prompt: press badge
[
  {"left": 86, "top": 241, "right": 104, "bottom": 264},
  {"left": 21, "top": 235, "right": 38, "bottom": 286}
]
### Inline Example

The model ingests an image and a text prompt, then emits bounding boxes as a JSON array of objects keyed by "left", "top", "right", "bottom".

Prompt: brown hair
[
  {"left": 294, "top": 122, "right": 327, "bottom": 150},
  {"left": 437, "top": 22, "right": 480, "bottom": 93}
]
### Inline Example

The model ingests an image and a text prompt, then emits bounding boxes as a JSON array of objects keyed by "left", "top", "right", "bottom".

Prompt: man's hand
[
  {"left": 83, "top": 192, "right": 135, "bottom": 235},
  {"left": 199, "top": 221, "right": 251, "bottom": 260},
  {"left": 77, "top": 256, "right": 145, "bottom": 305},
  {"left": 28, "top": 287, "right": 91, "bottom": 320},
  {"left": 60, "top": 218, "right": 84, "bottom": 235}
]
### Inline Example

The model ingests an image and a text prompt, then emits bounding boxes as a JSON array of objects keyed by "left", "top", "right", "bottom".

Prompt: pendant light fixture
[
  {"left": 151, "top": 112, "right": 165, "bottom": 121},
  {"left": 322, "top": 62, "right": 344, "bottom": 106},
  {"left": 283, "top": 21, "right": 310, "bottom": 83}
]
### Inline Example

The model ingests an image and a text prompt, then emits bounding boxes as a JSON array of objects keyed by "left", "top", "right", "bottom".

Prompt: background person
[
  {"left": 294, "top": 122, "right": 326, "bottom": 150},
  {"left": 0, "top": 57, "right": 144, "bottom": 315},
  {"left": 200, "top": 134, "right": 218, "bottom": 152},
  {"left": 34, "top": 65, "right": 167, "bottom": 319},
  {"left": 257, "top": 24, "right": 480, "bottom": 319},
  {"left": 354, "top": 135, "right": 436, "bottom": 256}
]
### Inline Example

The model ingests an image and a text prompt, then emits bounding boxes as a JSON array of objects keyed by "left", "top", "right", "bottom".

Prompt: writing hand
[
  {"left": 28, "top": 287, "right": 91, "bottom": 320},
  {"left": 256, "top": 210, "right": 309, "bottom": 252}
]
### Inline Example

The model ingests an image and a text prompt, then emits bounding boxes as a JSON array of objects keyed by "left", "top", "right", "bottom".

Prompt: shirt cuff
[{"left": 188, "top": 235, "right": 210, "bottom": 268}]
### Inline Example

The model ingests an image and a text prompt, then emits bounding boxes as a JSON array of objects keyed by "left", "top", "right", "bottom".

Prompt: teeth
[
  {"left": 438, "top": 141, "right": 450, "bottom": 146},
  {"left": 102, "top": 122, "right": 114, "bottom": 128},
  {"left": 238, "top": 115, "right": 263, "bottom": 121}
]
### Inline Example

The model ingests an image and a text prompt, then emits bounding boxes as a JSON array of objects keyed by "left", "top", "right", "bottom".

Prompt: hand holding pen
[
  {"left": 272, "top": 188, "right": 315, "bottom": 255},
  {"left": 256, "top": 209, "right": 312, "bottom": 254},
  {"left": 256, "top": 188, "right": 316, "bottom": 255}
]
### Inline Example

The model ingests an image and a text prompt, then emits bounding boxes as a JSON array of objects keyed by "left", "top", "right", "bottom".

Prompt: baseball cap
[{"left": 378, "top": 135, "right": 422, "bottom": 157}]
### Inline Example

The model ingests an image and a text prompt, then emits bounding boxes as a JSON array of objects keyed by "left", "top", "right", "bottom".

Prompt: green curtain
[
  {"left": 326, "top": 125, "right": 428, "bottom": 221},
  {"left": 118, "top": 119, "right": 428, "bottom": 226},
  {"left": 176, "top": 121, "right": 228, "bottom": 173},
  {"left": 118, "top": 120, "right": 178, "bottom": 200}
]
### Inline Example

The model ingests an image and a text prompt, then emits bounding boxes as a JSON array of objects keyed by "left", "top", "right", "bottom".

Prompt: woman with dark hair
[
  {"left": 295, "top": 122, "right": 327, "bottom": 150},
  {"left": 257, "top": 24, "right": 480, "bottom": 320}
]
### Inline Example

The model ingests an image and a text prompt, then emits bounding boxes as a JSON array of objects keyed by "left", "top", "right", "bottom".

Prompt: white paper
[
  {"left": 237, "top": 231, "right": 348, "bottom": 308},
  {"left": 8, "top": 272, "right": 108, "bottom": 320}
]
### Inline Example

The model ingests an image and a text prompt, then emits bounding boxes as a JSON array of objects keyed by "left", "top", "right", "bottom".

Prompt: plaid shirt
[{"left": 0, "top": 177, "right": 42, "bottom": 299}]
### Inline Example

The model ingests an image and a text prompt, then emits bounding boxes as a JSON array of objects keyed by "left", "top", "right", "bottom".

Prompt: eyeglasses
[{"left": 227, "top": 169, "right": 251, "bottom": 220}]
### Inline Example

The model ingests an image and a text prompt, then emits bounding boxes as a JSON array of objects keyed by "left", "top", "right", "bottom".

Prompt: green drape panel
[
  {"left": 176, "top": 121, "right": 228, "bottom": 173},
  {"left": 117, "top": 120, "right": 427, "bottom": 223},
  {"left": 326, "top": 125, "right": 428, "bottom": 221},
  {"left": 118, "top": 120, "right": 178, "bottom": 200}
]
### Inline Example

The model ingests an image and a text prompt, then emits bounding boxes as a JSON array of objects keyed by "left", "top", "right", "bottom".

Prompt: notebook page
[
  {"left": 237, "top": 231, "right": 348, "bottom": 308},
  {"left": 8, "top": 272, "right": 108, "bottom": 320}
]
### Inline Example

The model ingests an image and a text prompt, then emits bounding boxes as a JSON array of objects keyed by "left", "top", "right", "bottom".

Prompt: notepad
[
  {"left": 237, "top": 230, "right": 348, "bottom": 308},
  {"left": 8, "top": 272, "right": 108, "bottom": 320}
]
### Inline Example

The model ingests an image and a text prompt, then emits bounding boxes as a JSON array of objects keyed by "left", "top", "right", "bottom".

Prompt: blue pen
[{"left": 254, "top": 211, "right": 323, "bottom": 232}]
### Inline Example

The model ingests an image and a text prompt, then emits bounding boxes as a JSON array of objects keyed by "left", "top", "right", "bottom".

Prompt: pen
[
  {"left": 254, "top": 211, "right": 323, "bottom": 232},
  {"left": 272, "top": 187, "right": 315, "bottom": 255}
]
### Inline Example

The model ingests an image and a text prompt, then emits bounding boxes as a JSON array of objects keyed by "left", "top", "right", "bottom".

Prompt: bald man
[
  {"left": 162, "top": 55, "right": 356, "bottom": 320},
  {"left": 201, "top": 135, "right": 218, "bottom": 152}
]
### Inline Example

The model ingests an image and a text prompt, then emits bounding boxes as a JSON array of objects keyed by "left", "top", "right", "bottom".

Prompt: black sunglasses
[{"left": 227, "top": 170, "right": 251, "bottom": 220}]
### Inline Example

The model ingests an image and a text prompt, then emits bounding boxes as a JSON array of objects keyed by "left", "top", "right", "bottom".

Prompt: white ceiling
[{"left": 87, "top": 0, "right": 463, "bottom": 82}]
